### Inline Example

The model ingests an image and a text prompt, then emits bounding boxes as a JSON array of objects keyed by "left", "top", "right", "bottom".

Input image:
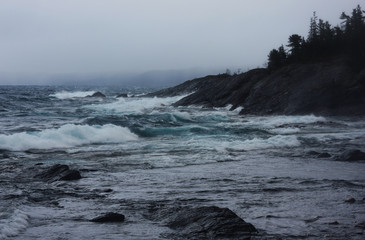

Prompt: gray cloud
[{"left": 0, "top": 0, "right": 362, "bottom": 85}]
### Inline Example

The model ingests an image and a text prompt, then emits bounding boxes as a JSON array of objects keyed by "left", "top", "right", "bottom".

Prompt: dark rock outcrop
[
  {"left": 317, "top": 153, "right": 332, "bottom": 158},
  {"left": 116, "top": 93, "right": 128, "bottom": 98},
  {"left": 336, "top": 149, "right": 365, "bottom": 162},
  {"left": 91, "top": 212, "right": 125, "bottom": 223},
  {"left": 87, "top": 91, "right": 106, "bottom": 98},
  {"left": 147, "top": 58, "right": 365, "bottom": 116},
  {"left": 149, "top": 205, "right": 257, "bottom": 239},
  {"left": 34, "top": 164, "right": 81, "bottom": 182},
  {"left": 344, "top": 197, "right": 356, "bottom": 203}
]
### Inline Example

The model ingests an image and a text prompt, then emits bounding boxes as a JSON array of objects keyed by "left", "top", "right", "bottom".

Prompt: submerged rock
[
  {"left": 87, "top": 91, "right": 106, "bottom": 98},
  {"left": 91, "top": 212, "right": 125, "bottom": 223},
  {"left": 336, "top": 149, "right": 365, "bottom": 162},
  {"left": 34, "top": 164, "right": 81, "bottom": 182},
  {"left": 355, "top": 221, "right": 365, "bottom": 230},
  {"left": 149, "top": 205, "right": 257, "bottom": 239}
]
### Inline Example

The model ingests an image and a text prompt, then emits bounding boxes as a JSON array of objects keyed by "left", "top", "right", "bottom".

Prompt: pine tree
[
  {"left": 287, "top": 34, "right": 304, "bottom": 60},
  {"left": 308, "top": 12, "right": 318, "bottom": 42}
]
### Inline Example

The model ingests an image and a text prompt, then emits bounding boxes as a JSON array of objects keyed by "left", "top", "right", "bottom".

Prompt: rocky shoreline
[{"left": 147, "top": 57, "right": 365, "bottom": 116}]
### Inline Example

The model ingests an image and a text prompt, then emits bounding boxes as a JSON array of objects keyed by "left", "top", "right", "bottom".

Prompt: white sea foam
[
  {"left": 246, "top": 115, "right": 326, "bottom": 128},
  {"left": 0, "top": 124, "right": 138, "bottom": 151},
  {"left": 0, "top": 209, "right": 29, "bottom": 239},
  {"left": 50, "top": 91, "right": 96, "bottom": 99},
  {"left": 85, "top": 95, "right": 189, "bottom": 115},
  {"left": 213, "top": 135, "right": 301, "bottom": 152},
  {"left": 269, "top": 127, "right": 301, "bottom": 134},
  {"left": 240, "top": 135, "right": 301, "bottom": 150},
  {"left": 216, "top": 104, "right": 243, "bottom": 114}
]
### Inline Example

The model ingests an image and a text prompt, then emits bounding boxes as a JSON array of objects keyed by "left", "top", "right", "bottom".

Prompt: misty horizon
[{"left": 0, "top": 0, "right": 362, "bottom": 86}]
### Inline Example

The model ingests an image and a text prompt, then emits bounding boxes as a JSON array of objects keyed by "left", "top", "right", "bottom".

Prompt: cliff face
[
  {"left": 241, "top": 59, "right": 365, "bottom": 115},
  {"left": 149, "top": 58, "right": 365, "bottom": 116}
]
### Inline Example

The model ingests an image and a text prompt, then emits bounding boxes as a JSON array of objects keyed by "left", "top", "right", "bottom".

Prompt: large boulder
[
  {"left": 149, "top": 205, "right": 257, "bottom": 239},
  {"left": 34, "top": 164, "right": 81, "bottom": 182},
  {"left": 87, "top": 91, "right": 106, "bottom": 98}
]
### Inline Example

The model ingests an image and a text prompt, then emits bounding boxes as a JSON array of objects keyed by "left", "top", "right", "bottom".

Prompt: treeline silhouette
[{"left": 268, "top": 5, "right": 365, "bottom": 71}]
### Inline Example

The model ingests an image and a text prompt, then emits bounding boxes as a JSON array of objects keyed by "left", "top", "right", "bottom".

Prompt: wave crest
[
  {"left": 50, "top": 91, "right": 96, "bottom": 99},
  {"left": 0, "top": 124, "right": 138, "bottom": 151}
]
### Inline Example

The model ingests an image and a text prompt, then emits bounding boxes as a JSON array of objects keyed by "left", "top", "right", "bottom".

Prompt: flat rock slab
[{"left": 149, "top": 205, "right": 257, "bottom": 239}]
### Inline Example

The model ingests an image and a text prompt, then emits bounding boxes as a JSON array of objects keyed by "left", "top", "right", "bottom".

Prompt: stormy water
[{"left": 0, "top": 86, "right": 364, "bottom": 239}]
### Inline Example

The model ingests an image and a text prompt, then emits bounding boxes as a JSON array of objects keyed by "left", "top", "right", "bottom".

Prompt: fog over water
[{"left": 0, "top": 0, "right": 362, "bottom": 85}]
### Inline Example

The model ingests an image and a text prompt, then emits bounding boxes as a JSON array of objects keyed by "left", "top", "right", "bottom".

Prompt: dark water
[{"left": 0, "top": 86, "right": 364, "bottom": 239}]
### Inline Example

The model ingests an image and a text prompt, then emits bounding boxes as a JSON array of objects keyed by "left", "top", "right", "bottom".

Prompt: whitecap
[
  {"left": 50, "top": 91, "right": 96, "bottom": 99},
  {"left": 246, "top": 115, "right": 326, "bottom": 128},
  {"left": 85, "top": 95, "right": 189, "bottom": 115},
  {"left": 0, "top": 124, "right": 138, "bottom": 151}
]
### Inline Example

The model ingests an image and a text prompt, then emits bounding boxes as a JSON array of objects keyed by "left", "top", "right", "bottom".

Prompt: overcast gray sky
[{"left": 0, "top": 0, "right": 362, "bottom": 84}]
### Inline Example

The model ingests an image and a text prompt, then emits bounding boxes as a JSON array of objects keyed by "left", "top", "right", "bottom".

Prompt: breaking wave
[
  {"left": 85, "top": 95, "right": 189, "bottom": 115},
  {"left": 50, "top": 91, "right": 96, "bottom": 99},
  {"left": 0, "top": 124, "right": 138, "bottom": 151}
]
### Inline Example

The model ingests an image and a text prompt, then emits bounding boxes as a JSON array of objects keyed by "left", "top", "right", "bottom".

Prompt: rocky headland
[{"left": 147, "top": 57, "right": 365, "bottom": 116}]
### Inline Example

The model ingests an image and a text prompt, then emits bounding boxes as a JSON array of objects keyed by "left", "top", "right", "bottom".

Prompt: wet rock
[
  {"left": 91, "top": 212, "right": 125, "bottom": 223},
  {"left": 59, "top": 169, "right": 81, "bottom": 180},
  {"left": 34, "top": 164, "right": 81, "bottom": 182},
  {"left": 87, "top": 91, "right": 106, "bottom": 98},
  {"left": 345, "top": 197, "right": 356, "bottom": 203},
  {"left": 150, "top": 206, "right": 257, "bottom": 239},
  {"left": 355, "top": 221, "right": 365, "bottom": 230},
  {"left": 116, "top": 93, "right": 128, "bottom": 98},
  {"left": 317, "top": 153, "right": 331, "bottom": 158},
  {"left": 336, "top": 149, "right": 365, "bottom": 162}
]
